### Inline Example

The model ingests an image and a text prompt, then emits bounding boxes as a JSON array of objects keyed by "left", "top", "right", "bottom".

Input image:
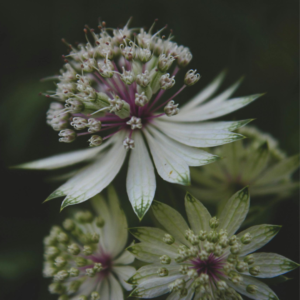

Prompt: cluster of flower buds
[
  {"left": 43, "top": 19, "right": 200, "bottom": 149},
  {"left": 43, "top": 210, "right": 106, "bottom": 299}
]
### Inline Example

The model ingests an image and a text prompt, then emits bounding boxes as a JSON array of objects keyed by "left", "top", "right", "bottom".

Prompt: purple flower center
[{"left": 191, "top": 253, "right": 225, "bottom": 281}]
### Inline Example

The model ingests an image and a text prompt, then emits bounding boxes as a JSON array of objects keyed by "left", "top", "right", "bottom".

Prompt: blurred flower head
[
  {"left": 43, "top": 186, "right": 135, "bottom": 300},
  {"left": 190, "top": 126, "right": 300, "bottom": 206},
  {"left": 127, "top": 188, "right": 299, "bottom": 299},
  {"left": 17, "top": 18, "right": 262, "bottom": 219}
]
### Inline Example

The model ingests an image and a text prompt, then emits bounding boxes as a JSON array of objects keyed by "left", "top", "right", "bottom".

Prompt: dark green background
[{"left": 0, "top": 0, "right": 298, "bottom": 299}]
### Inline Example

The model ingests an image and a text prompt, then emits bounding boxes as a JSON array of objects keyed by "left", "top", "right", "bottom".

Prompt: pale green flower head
[
  {"left": 15, "top": 18, "right": 262, "bottom": 219},
  {"left": 43, "top": 186, "right": 135, "bottom": 300},
  {"left": 127, "top": 187, "right": 299, "bottom": 300},
  {"left": 190, "top": 126, "right": 299, "bottom": 208}
]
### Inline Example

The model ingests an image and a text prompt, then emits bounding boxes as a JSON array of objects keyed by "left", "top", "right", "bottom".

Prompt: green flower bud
[
  {"left": 249, "top": 266, "right": 260, "bottom": 276},
  {"left": 68, "top": 243, "right": 80, "bottom": 255},
  {"left": 209, "top": 217, "right": 219, "bottom": 229},
  {"left": 63, "top": 219, "right": 75, "bottom": 231},
  {"left": 157, "top": 267, "right": 169, "bottom": 277},
  {"left": 246, "top": 284, "right": 258, "bottom": 294}
]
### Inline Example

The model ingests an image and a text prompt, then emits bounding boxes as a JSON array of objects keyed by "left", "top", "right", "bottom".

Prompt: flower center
[{"left": 191, "top": 253, "right": 225, "bottom": 280}]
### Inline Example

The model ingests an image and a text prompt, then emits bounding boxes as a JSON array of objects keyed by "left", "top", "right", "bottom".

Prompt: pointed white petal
[
  {"left": 255, "top": 153, "right": 300, "bottom": 185},
  {"left": 128, "top": 264, "right": 181, "bottom": 285},
  {"left": 154, "top": 121, "right": 244, "bottom": 148},
  {"left": 113, "top": 249, "right": 135, "bottom": 265},
  {"left": 148, "top": 125, "right": 219, "bottom": 167},
  {"left": 129, "top": 227, "right": 180, "bottom": 252},
  {"left": 113, "top": 266, "right": 136, "bottom": 291},
  {"left": 151, "top": 201, "right": 191, "bottom": 246},
  {"left": 218, "top": 187, "right": 250, "bottom": 236},
  {"left": 108, "top": 274, "right": 124, "bottom": 300},
  {"left": 169, "top": 94, "right": 262, "bottom": 122},
  {"left": 184, "top": 192, "right": 211, "bottom": 233},
  {"left": 237, "top": 225, "right": 281, "bottom": 256},
  {"left": 240, "top": 252, "right": 299, "bottom": 278},
  {"left": 14, "top": 144, "right": 109, "bottom": 170},
  {"left": 105, "top": 185, "right": 128, "bottom": 258},
  {"left": 144, "top": 129, "right": 190, "bottom": 185},
  {"left": 241, "top": 142, "right": 269, "bottom": 183},
  {"left": 126, "top": 131, "right": 156, "bottom": 220},
  {"left": 130, "top": 274, "right": 183, "bottom": 298},
  {"left": 127, "top": 242, "right": 177, "bottom": 262},
  {"left": 180, "top": 70, "right": 227, "bottom": 112},
  {"left": 53, "top": 131, "right": 127, "bottom": 209},
  {"left": 227, "top": 274, "right": 278, "bottom": 300}
]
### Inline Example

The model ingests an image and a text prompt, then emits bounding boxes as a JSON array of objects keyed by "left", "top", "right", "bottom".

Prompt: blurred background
[{"left": 0, "top": 0, "right": 298, "bottom": 299}]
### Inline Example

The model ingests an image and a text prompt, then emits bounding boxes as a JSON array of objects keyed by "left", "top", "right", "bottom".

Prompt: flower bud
[
  {"left": 158, "top": 54, "right": 175, "bottom": 72},
  {"left": 69, "top": 267, "right": 80, "bottom": 277},
  {"left": 244, "top": 254, "right": 255, "bottom": 265},
  {"left": 249, "top": 266, "right": 260, "bottom": 276},
  {"left": 121, "top": 45, "right": 136, "bottom": 61},
  {"left": 199, "top": 230, "right": 207, "bottom": 241},
  {"left": 83, "top": 245, "right": 93, "bottom": 255},
  {"left": 65, "top": 99, "right": 84, "bottom": 113},
  {"left": 75, "top": 257, "right": 88, "bottom": 267},
  {"left": 68, "top": 244, "right": 80, "bottom": 255},
  {"left": 90, "top": 292, "right": 100, "bottom": 300},
  {"left": 126, "top": 116, "right": 142, "bottom": 130},
  {"left": 54, "top": 256, "right": 67, "bottom": 268},
  {"left": 98, "top": 60, "right": 114, "bottom": 78},
  {"left": 54, "top": 270, "right": 69, "bottom": 281},
  {"left": 75, "top": 211, "right": 93, "bottom": 223},
  {"left": 48, "top": 282, "right": 65, "bottom": 294},
  {"left": 177, "top": 47, "right": 193, "bottom": 67},
  {"left": 95, "top": 216, "right": 105, "bottom": 227},
  {"left": 123, "top": 137, "right": 135, "bottom": 150},
  {"left": 88, "top": 135, "right": 103, "bottom": 147},
  {"left": 120, "top": 67, "right": 135, "bottom": 85},
  {"left": 236, "top": 261, "right": 248, "bottom": 272},
  {"left": 138, "top": 47, "right": 152, "bottom": 63},
  {"left": 160, "top": 255, "right": 171, "bottom": 264},
  {"left": 184, "top": 69, "right": 200, "bottom": 86},
  {"left": 230, "top": 243, "right": 241, "bottom": 254},
  {"left": 135, "top": 92, "right": 148, "bottom": 107},
  {"left": 86, "top": 268, "right": 96, "bottom": 277},
  {"left": 209, "top": 217, "right": 219, "bottom": 229},
  {"left": 87, "top": 118, "right": 101, "bottom": 133},
  {"left": 157, "top": 267, "right": 169, "bottom": 277},
  {"left": 93, "top": 263, "right": 103, "bottom": 272},
  {"left": 63, "top": 219, "right": 75, "bottom": 231},
  {"left": 163, "top": 234, "right": 175, "bottom": 245},
  {"left": 164, "top": 100, "right": 179, "bottom": 117},
  {"left": 136, "top": 71, "right": 151, "bottom": 87},
  {"left": 246, "top": 284, "right": 258, "bottom": 294},
  {"left": 160, "top": 73, "right": 175, "bottom": 90},
  {"left": 241, "top": 232, "right": 252, "bottom": 244},
  {"left": 71, "top": 117, "right": 88, "bottom": 130},
  {"left": 59, "top": 129, "right": 76, "bottom": 143}
]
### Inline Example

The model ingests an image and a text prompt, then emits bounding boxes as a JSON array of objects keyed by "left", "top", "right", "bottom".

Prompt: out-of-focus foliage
[{"left": 0, "top": 0, "right": 298, "bottom": 299}]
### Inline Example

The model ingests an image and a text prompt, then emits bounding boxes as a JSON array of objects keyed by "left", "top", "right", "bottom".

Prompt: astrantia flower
[
  {"left": 17, "top": 18, "right": 262, "bottom": 219},
  {"left": 127, "top": 187, "right": 299, "bottom": 299},
  {"left": 189, "top": 126, "right": 300, "bottom": 208},
  {"left": 43, "top": 186, "right": 135, "bottom": 300}
]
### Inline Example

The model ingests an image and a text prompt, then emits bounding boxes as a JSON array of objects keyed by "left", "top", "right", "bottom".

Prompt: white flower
[
  {"left": 127, "top": 188, "right": 299, "bottom": 299},
  {"left": 190, "top": 126, "right": 300, "bottom": 211},
  {"left": 16, "top": 19, "right": 262, "bottom": 219},
  {"left": 43, "top": 186, "right": 135, "bottom": 300}
]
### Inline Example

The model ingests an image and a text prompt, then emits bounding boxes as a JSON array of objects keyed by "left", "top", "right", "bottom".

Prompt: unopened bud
[
  {"left": 135, "top": 92, "right": 148, "bottom": 107},
  {"left": 95, "top": 216, "right": 105, "bottom": 227},
  {"left": 244, "top": 254, "right": 255, "bottom": 265},
  {"left": 54, "top": 270, "right": 69, "bottom": 281},
  {"left": 138, "top": 48, "right": 152, "bottom": 63},
  {"left": 249, "top": 266, "right": 260, "bottom": 276},
  {"left": 68, "top": 243, "right": 80, "bottom": 255},
  {"left": 59, "top": 129, "right": 76, "bottom": 143},
  {"left": 246, "top": 284, "right": 258, "bottom": 294},
  {"left": 75, "top": 211, "right": 93, "bottom": 223},
  {"left": 163, "top": 234, "right": 175, "bottom": 245},
  {"left": 63, "top": 219, "right": 75, "bottom": 231},
  {"left": 157, "top": 267, "right": 169, "bottom": 277},
  {"left": 241, "top": 232, "right": 252, "bottom": 244},
  {"left": 65, "top": 99, "right": 84, "bottom": 113},
  {"left": 120, "top": 67, "right": 135, "bottom": 85},
  {"left": 160, "top": 255, "right": 171, "bottom": 264},
  {"left": 93, "top": 263, "right": 103, "bottom": 272},
  {"left": 87, "top": 118, "right": 101, "bottom": 133},
  {"left": 209, "top": 217, "right": 219, "bottom": 229},
  {"left": 184, "top": 69, "right": 200, "bottom": 86},
  {"left": 88, "top": 135, "right": 103, "bottom": 147},
  {"left": 136, "top": 71, "right": 151, "bottom": 87},
  {"left": 160, "top": 73, "right": 175, "bottom": 90},
  {"left": 83, "top": 245, "right": 93, "bottom": 255},
  {"left": 71, "top": 117, "right": 88, "bottom": 130},
  {"left": 54, "top": 256, "right": 67, "bottom": 268},
  {"left": 164, "top": 100, "right": 179, "bottom": 117},
  {"left": 69, "top": 267, "right": 80, "bottom": 277},
  {"left": 75, "top": 257, "right": 88, "bottom": 267},
  {"left": 86, "top": 268, "right": 96, "bottom": 277},
  {"left": 90, "top": 292, "right": 100, "bottom": 300},
  {"left": 123, "top": 137, "right": 135, "bottom": 150},
  {"left": 158, "top": 54, "right": 175, "bottom": 72},
  {"left": 126, "top": 116, "right": 142, "bottom": 130},
  {"left": 98, "top": 60, "right": 114, "bottom": 78}
]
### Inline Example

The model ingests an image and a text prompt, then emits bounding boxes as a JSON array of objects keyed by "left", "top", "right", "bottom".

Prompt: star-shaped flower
[
  {"left": 127, "top": 187, "right": 298, "bottom": 299},
  {"left": 43, "top": 186, "right": 135, "bottom": 300},
  {"left": 16, "top": 19, "right": 261, "bottom": 219}
]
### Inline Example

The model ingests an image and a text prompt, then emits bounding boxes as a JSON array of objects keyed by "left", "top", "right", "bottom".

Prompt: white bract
[
  {"left": 43, "top": 186, "right": 135, "bottom": 300},
  {"left": 127, "top": 187, "right": 299, "bottom": 300},
  {"left": 190, "top": 126, "right": 300, "bottom": 207},
  {"left": 16, "top": 19, "right": 262, "bottom": 219}
]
